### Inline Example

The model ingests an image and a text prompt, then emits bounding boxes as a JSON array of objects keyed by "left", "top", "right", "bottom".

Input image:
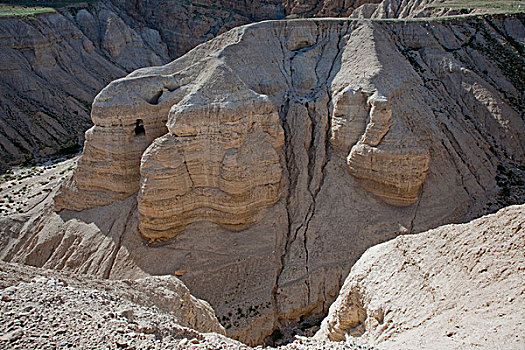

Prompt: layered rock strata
[
  {"left": 346, "top": 95, "right": 430, "bottom": 206},
  {"left": 138, "top": 69, "right": 284, "bottom": 238},
  {"left": 0, "top": 2, "right": 171, "bottom": 170},
  {"left": 1, "top": 0, "right": 513, "bottom": 170},
  {"left": 0, "top": 0, "right": 386, "bottom": 170},
  {"left": 1, "top": 14, "right": 523, "bottom": 345},
  {"left": 0, "top": 0, "right": 495, "bottom": 170},
  {"left": 54, "top": 74, "right": 181, "bottom": 210}
]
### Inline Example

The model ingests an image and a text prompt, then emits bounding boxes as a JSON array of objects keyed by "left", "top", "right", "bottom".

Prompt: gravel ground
[
  {"left": 0, "top": 273, "right": 235, "bottom": 349},
  {"left": 0, "top": 262, "right": 375, "bottom": 349}
]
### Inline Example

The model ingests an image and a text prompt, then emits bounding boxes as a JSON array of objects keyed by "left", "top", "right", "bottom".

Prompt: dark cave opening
[{"left": 135, "top": 119, "right": 145, "bottom": 136}]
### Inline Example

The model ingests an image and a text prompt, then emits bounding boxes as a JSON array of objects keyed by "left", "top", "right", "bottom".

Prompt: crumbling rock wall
[
  {"left": 0, "top": 2, "right": 170, "bottom": 170},
  {"left": 2, "top": 14, "right": 524, "bottom": 346},
  {"left": 0, "top": 0, "right": 454, "bottom": 170},
  {"left": 138, "top": 68, "right": 285, "bottom": 239}
]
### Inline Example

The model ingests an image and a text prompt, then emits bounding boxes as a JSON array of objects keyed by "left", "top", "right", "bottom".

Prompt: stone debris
[
  {"left": 0, "top": 261, "right": 375, "bottom": 350},
  {"left": 1, "top": 6, "right": 523, "bottom": 348}
]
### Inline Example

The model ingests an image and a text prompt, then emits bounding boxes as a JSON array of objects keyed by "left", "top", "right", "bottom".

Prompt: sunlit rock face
[
  {"left": 138, "top": 67, "right": 285, "bottom": 239},
  {"left": 50, "top": 16, "right": 524, "bottom": 345},
  {"left": 316, "top": 204, "right": 525, "bottom": 349}
]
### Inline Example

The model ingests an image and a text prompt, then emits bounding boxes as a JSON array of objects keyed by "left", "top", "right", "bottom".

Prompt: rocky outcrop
[
  {"left": 138, "top": 69, "right": 284, "bottom": 239},
  {"left": 340, "top": 93, "right": 430, "bottom": 205},
  {"left": 53, "top": 73, "right": 180, "bottom": 210},
  {"left": 2, "top": 13, "right": 524, "bottom": 346},
  {"left": 0, "top": 0, "right": 456, "bottom": 171},
  {"left": 0, "top": 2, "right": 170, "bottom": 171},
  {"left": 0, "top": 262, "right": 241, "bottom": 348},
  {"left": 316, "top": 204, "right": 525, "bottom": 349},
  {"left": 0, "top": 0, "right": 361, "bottom": 170},
  {"left": 0, "top": 261, "right": 225, "bottom": 336},
  {"left": 0, "top": 265, "right": 372, "bottom": 350},
  {"left": 1, "top": 0, "right": 518, "bottom": 170}
]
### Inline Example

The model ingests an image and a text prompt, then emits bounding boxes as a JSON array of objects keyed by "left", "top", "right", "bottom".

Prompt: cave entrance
[{"left": 135, "top": 119, "right": 145, "bottom": 136}]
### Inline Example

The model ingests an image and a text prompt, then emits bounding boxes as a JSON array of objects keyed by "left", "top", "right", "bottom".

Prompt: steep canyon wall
[
  {"left": 1, "top": 14, "right": 523, "bottom": 345},
  {"left": 0, "top": 0, "right": 481, "bottom": 169}
]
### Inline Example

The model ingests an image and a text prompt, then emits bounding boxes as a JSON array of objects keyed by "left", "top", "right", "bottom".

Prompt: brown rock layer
[
  {"left": 138, "top": 70, "right": 284, "bottom": 239},
  {"left": 346, "top": 95, "right": 430, "bottom": 205},
  {"left": 54, "top": 74, "right": 181, "bottom": 210}
]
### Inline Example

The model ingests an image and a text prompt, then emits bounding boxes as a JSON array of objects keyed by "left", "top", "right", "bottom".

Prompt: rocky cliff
[
  {"left": 1, "top": 12, "right": 522, "bottom": 345},
  {"left": 0, "top": 1, "right": 170, "bottom": 170},
  {"left": 0, "top": 0, "right": 367, "bottom": 170},
  {"left": 2, "top": 0, "right": 502, "bottom": 170},
  {"left": 316, "top": 204, "right": 525, "bottom": 349},
  {"left": 0, "top": 261, "right": 373, "bottom": 349}
]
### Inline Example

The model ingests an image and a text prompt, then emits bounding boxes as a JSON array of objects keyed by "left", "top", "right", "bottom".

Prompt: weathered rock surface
[
  {"left": 350, "top": 0, "right": 441, "bottom": 19},
  {"left": 0, "top": 264, "right": 377, "bottom": 350},
  {"left": 0, "top": 261, "right": 376, "bottom": 350},
  {"left": 0, "top": 262, "right": 249, "bottom": 349},
  {"left": 0, "top": 2, "right": 172, "bottom": 170},
  {"left": 0, "top": 0, "right": 380, "bottom": 170},
  {"left": 345, "top": 94, "right": 430, "bottom": 205},
  {"left": 139, "top": 72, "right": 285, "bottom": 238},
  {"left": 0, "top": 261, "right": 225, "bottom": 336},
  {"left": 1, "top": 0, "right": 476, "bottom": 170},
  {"left": 2, "top": 13, "right": 524, "bottom": 346},
  {"left": 316, "top": 204, "right": 525, "bottom": 349}
]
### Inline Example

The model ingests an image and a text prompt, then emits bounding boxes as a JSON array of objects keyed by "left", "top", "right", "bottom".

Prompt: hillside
[
  {"left": 1, "top": 203, "right": 522, "bottom": 348},
  {"left": 0, "top": 12, "right": 523, "bottom": 345},
  {"left": 2, "top": 0, "right": 523, "bottom": 169},
  {"left": 316, "top": 204, "right": 525, "bottom": 349}
]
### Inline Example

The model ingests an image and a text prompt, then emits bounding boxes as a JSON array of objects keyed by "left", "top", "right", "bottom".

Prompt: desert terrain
[{"left": 0, "top": 0, "right": 523, "bottom": 349}]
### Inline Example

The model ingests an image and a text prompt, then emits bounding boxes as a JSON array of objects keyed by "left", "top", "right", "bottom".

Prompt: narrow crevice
[
  {"left": 103, "top": 200, "right": 136, "bottom": 279},
  {"left": 271, "top": 97, "right": 291, "bottom": 323},
  {"left": 302, "top": 22, "right": 346, "bottom": 304},
  {"left": 409, "top": 181, "right": 424, "bottom": 234},
  {"left": 440, "top": 122, "right": 486, "bottom": 193},
  {"left": 440, "top": 138, "right": 471, "bottom": 197},
  {"left": 271, "top": 22, "right": 348, "bottom": 338},
  {"left": 276, "top": 24, "right": 293, "bottom": 95}
]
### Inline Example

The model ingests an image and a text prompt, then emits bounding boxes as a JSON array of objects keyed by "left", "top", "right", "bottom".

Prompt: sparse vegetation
[
  {"left": 429, "top": 0, "right": 525, "bottom": 13},
  {"left": 0, "top": 4, "right": 55, "bottom": 16},
  {"left": 1, "top": 0, "right": 95, "bottom": 8},
  {"left": 0, "top": 1, "right": 96, "bottom": 17},
  {"left": 363, "top": 0, "right": 525, "bottom": 22}
]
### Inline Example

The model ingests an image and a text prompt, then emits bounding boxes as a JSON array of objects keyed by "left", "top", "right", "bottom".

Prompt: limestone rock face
[
  {"left": 138, "top": 70, "right": 284, "bottom": 239},
  {"left": 54, "top": 74, "right": 181, "bottom": 211},
  {"left": 346, "top": 95, "right": 430, "bottom": 205},
  {"left": 316, "top": 204, "right": 525, "bottom": 349},
  {"left": 0, "top": 3, "right": 171, "bottom": 170},
  {"left": 3, "top": 14, "right": 524, "bottom": 346},
  {"left": 1, "top": 0, "right": 439, "bottom": 170},
  {"left": 1, "top": 0, "right": 509, "bottom": 170}
]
